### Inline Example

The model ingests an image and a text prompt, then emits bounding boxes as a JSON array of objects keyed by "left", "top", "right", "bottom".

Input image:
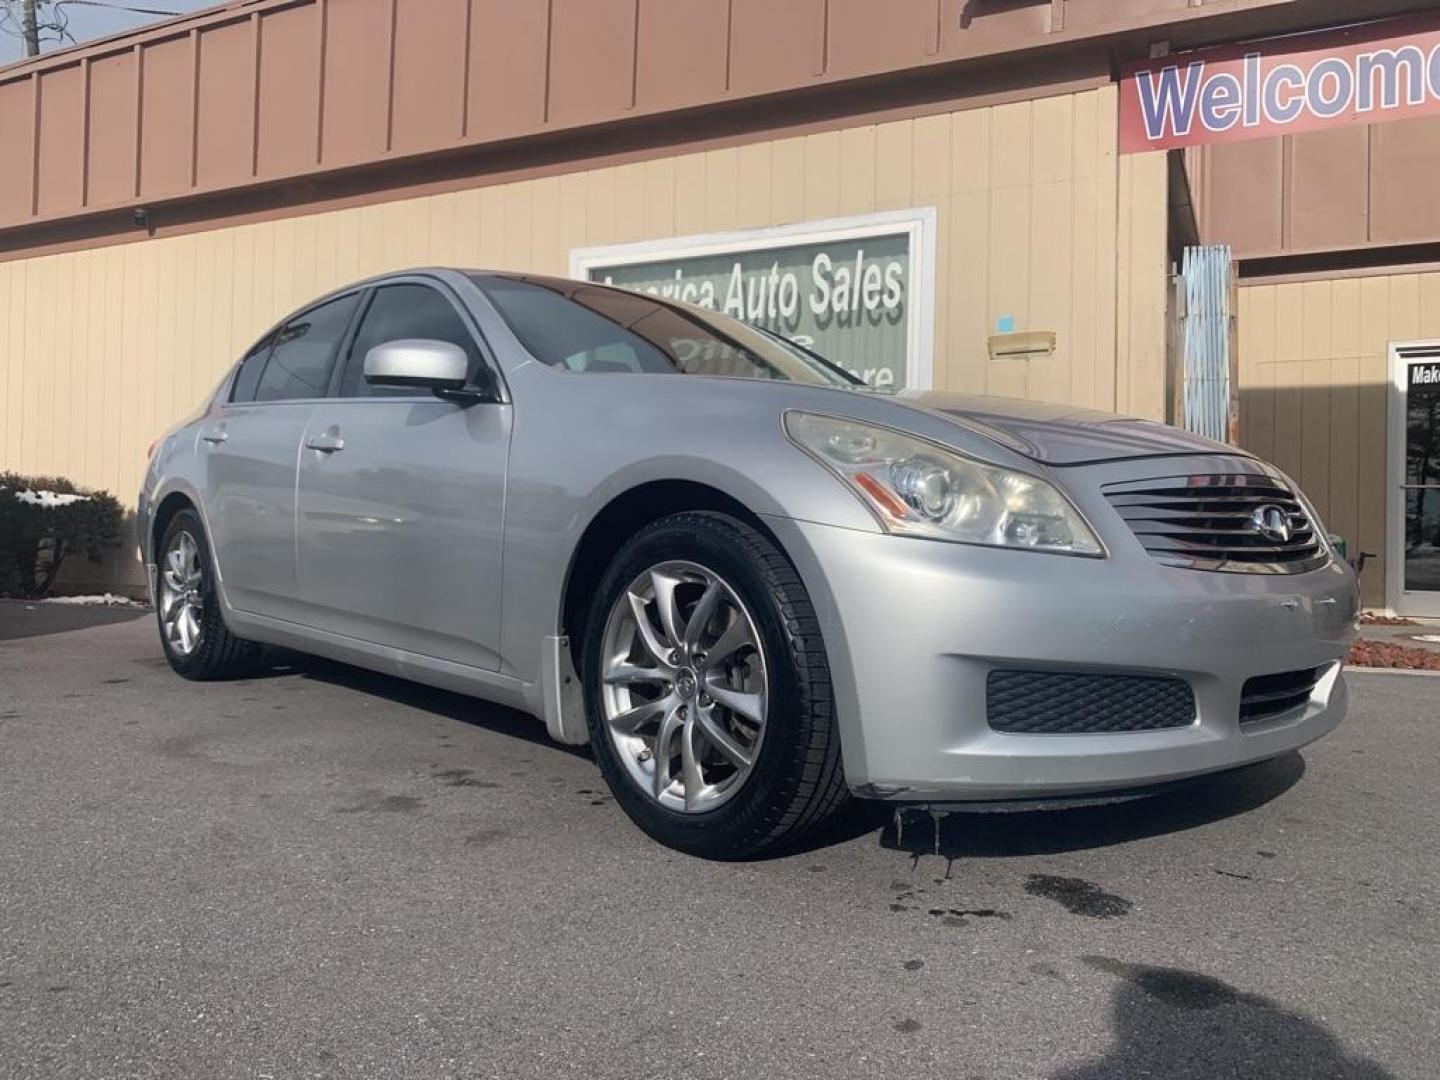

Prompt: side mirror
[{"left": 364, "top": 339, "right": 469, "bottom": 392}]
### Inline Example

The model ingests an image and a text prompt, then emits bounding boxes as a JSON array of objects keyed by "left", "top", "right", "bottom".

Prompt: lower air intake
[
  {"left": 986, "top": 670, "right": 1196, "bottom": 734},
  {"left": 1240, "top": 666, "right": 1326, "bottom": 724}
]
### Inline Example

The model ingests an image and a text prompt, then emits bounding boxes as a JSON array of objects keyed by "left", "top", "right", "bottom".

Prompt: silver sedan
[{"left": 138, "top": 269, "right": 1359, "bottom": 858}]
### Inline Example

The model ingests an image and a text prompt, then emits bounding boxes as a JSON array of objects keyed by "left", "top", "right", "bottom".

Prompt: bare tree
[
  {"left": 1, "top": 1, "right": 181, "bottom": 58},
  {"left": 0, "top": 0, "right": 72, "bottom": 56}
]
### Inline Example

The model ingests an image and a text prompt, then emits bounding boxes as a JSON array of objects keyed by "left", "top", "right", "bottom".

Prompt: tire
[
  {"left": 155, "top": 508, "right": 262, "bottom": 681},
  {"left": 582, "top": 510, "right": 847, "bottom": 859}
]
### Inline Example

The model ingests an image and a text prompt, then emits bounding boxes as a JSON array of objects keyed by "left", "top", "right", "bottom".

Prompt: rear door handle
[
  {"left": 200, "top": 426, "right": 228, "bottom": 445},
  {"left": 305, "top": 429, "right": 345, "bottom": 453}
]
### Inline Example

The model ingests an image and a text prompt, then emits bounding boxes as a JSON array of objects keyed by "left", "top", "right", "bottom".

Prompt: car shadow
[
  {"left": 283, "top": 652, "right": 592, "bottom": 758},
  {"left": 0, "top": 598, "right": 149, "bottom": 641},
  {"left": 1054, "top": 955, "right": 1394, "bottom": 1079},
  {"left": 863, "top": 752, "right": 1306, "bottom": 863}
]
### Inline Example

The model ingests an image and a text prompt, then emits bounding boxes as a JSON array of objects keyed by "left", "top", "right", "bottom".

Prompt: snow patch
[
  {"left": 13, "top": 489, "right": 91, "bottom": 507},
  {"left": 40, "top": 593, "right": 143, "bottom": 607}
]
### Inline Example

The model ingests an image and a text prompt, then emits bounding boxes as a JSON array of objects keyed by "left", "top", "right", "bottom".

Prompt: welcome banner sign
[{"left": 1120, "top": 13, "right": 1440, "bottom": 153}]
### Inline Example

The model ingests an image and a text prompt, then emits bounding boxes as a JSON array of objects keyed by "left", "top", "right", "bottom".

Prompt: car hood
[{"left": 890, "top": 391, "right": 1240, "bottom": 466}]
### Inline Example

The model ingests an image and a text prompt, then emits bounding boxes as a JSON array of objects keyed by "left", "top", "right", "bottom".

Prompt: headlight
[{"left": 784, "top": 412, "right": 1104, "bottom": 556}]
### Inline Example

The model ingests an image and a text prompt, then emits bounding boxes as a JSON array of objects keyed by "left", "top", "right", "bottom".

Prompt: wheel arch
[
  {"left": 151, "top": 490, "right": 199, "bottom": 559},
  {"left": 558, "top": 479, "right": 788, "bottom": 665}
]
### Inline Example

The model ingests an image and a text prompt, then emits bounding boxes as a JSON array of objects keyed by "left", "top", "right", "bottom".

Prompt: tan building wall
[
  {"left": 0, "top": 84, "right": 1169, "bottom": 587},
  {"left": 1238, "top": 271, "right": 1440, "bottom": 607}
]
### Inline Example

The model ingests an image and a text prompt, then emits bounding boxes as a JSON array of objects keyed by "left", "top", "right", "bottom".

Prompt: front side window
[
  {"left": 252, "top": 293, "right": 361, "bottom": 403},
  {"left": 338, "top": 284, "right": 485, "bottom": 398},
  {"left": 474, "top": 274, "right": 859, "bottom": 386}
]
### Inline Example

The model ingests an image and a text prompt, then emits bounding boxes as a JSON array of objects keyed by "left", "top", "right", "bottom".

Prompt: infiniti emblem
[{"left": 1250, "top": 504, "right": 1292, "bottom": 543}]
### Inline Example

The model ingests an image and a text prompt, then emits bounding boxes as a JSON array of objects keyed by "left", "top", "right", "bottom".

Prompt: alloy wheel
[
  {"left": 599, "top": 560, "right": 769, "bottom": 813},
  {"left": 159, "top": 530, "right": 205, "bottom": 656}
]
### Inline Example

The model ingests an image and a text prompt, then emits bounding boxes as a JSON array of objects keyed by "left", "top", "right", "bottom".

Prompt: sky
[{"left": 0, "top": 0, "right": 214, "bottom": 65}]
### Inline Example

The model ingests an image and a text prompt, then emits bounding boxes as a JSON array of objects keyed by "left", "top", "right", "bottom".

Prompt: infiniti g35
[{"left": 138, "top": 269, "right": 1360, "bottom": 858}]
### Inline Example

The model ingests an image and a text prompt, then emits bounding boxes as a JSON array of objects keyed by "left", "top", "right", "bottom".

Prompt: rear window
[
  {"left": 229, "top": 334, "right": 274, "bottom": 403},
  {"left": 250, "top": 293, "right": 361, "bottom": 402},
  {"left": 474, "top": 274, "right": 858, "bottom": 386}
]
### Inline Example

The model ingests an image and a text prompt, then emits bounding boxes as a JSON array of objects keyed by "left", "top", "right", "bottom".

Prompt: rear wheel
[
  {"left": 583, "top": 511, "right": 847, "bottom": 858},
  {"left": 156, "top": 508, "right": 261, "bottom": 680}
]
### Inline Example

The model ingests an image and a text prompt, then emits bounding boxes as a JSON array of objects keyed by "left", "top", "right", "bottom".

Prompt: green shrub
[{"left": 0, "top": 473, "right": 124, "bottom": 599}]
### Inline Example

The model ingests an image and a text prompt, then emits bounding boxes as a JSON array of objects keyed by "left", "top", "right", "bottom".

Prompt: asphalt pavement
[{"left": 1, "top": 604, "right": 1436, "bottom": 1079}]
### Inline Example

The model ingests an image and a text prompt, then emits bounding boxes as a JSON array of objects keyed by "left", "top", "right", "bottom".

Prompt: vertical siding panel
[
  {"left": 1300, "top": 355, "right": 1332, "bottom": 514},
  {"left": 1030, "top": 94, "right": 1074, "bottom": 185},
  {"left": 948, "top": 107, "right": 990, "bottom": 395},
  {"left": 185, "top": 239, "right": 215, "bottom": 434},
  {"left": 1356, "top": 276, "right": 1391, "bottom": 605},
  {"left": 912, "top": 114, "right": 948, "bottom": 393},
  {"left": 801, "top": 131, "right": 840, "bottom": 220},
  {"left": 1388, "top": 274, "right": 1421, "bottom": 343},
  {"left": 1028, "top": 175, "right": 1073, "bottom": 403},
  {"left": 584, "top": 168, "right": 620, "bottom": 249},
  {"left": 734, "top": 144, "right": 771, "bottom": 230},
  {"left": 948, "top": 190, "right": 989, "bottom": 394},
  {"left": 0, "top": 264, "right": 11, "bottom": 469},
  {"left": 1068, "top": 91, "right": 1098, "bottom": 409},
  {"left": 873, "top": 120, "right": 913, "bottom": 211},
  {"left": 673, "top": 154, "right": 707, "bottom": 237},
  {"left": 703, "top": 149, "right": 739, "bottom": 232},
  {"left": 20, "top": 258, "right": 47, "bottom": 473},
  {"left": 770, "top": 137, "right": 806, "bottom": 224},
  {"left": 1330, "top": 275, "right": 1361, "bottom": 359},
  {"left": 836, "top": 126, "right": 876, "bottom": 215},
  {"left": 613, "top": 162, "right": 648, "bottom": 244},
  {"left": 427, "top": 191, "right": 458, "bottom": 268},
  {"left": 1300, "top": 280, "right": 1333, "bottom": 362},
  {"left": 82, "top": 256, "right": 107, "bottom": 488},
  {"left": 642, "top": 158, "right": 678, "bottom": 238},
  {"left": 530, "top": 176, "right": 564, "bottom": 274},
  {"left": 270, "top": 218, "right": 298, "bottom": 319},
  {"left": 1271, "top": 283, "right": 1304, "bottom": 480},
  {"left": 46, "top": 258, "right": 71, "bottom": 482},
  {"left": 1328, "top": 350, "right": 1360, "bottom": 553},
  {"left": 250, "top": 224, "right": 276, "bottom": 344},
  {"left": 556, "top": 174, "right": 588, "bottom": 266},
  {"left": 502, "top": 184, "right": 535, "bottom": 268},
  {"left": 1240, "top": 285, "right": 1277, "bottom": 464},
  {"left": 102, "top": 246, "right": 128, "bottom": 493},
  {"left": 451, "top": 190, "right": 482, "bottom": 270},
  {"left": 291, "top": 215, "right": 319, "bottom": 308},
  {"left": 1090, "top": 85, "right": 1119, "bottom": 412},
  {"left": 313, "top": 211, "right": 340, "bottom": 294},
  {"left": 1419, "top": 273, "right": 1440, "bottom": 339},
  {"left": 395, "top": 199, "right": 433, "bottom": 270},
  {"left": 153, "top": 241, "right": 180, "bottom": 463},
  {"left": 7, "top": 264, "right": 29, "bottom": 470},
  {"left": 475, "top": 186, "right": 507, "bottom": 268},
  {"left": 135, "top": 249, "right": 161, "bottom": 495}
]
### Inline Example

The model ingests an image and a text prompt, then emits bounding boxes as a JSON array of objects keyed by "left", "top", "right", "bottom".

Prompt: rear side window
[
  {"left": 252, "top": 293, "right": 360, "bottom": 402},
  {"left": 229, "top": 334, "right": 274, "bottom": 403},
  {"left": 338, "top": 284, "right": 485, "bottom": 398}
]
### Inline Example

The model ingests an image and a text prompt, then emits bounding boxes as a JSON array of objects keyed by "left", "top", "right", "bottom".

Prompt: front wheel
[
  {"left": 583, "top": 511, "right": 847, "bottom": 859},
  {"left": 156, "top": 508, "right": 261, "bottom": 680}
]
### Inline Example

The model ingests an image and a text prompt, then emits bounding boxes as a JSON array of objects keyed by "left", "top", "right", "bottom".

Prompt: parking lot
[{"left": 1, "top": 602, "right": 1436, "bottom": 1079}]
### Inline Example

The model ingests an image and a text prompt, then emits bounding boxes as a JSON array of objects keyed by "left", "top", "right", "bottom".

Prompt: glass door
[{"left": 1389, "top": 344, "right": 1440, "bottom": 617}]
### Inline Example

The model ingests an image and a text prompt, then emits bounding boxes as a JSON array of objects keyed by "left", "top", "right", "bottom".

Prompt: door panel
[
  {"left": 201, "top": 403, "right": 313, "bottom": 620},
  {"left": 295, "top": 400, "right": 510, "bottom": 669}
]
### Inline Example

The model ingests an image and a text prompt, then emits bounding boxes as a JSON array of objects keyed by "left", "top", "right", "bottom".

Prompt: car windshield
[{"left": 472, "top": 273, "right": 861, "bottom": 387}]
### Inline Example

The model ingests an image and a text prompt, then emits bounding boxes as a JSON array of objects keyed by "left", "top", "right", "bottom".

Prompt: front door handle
[
  {"left": 305, "top": 429, "right": 345, "bottom": 454},
  {"left": 200, "top": 426, "right": 228, "bottom": 445}
]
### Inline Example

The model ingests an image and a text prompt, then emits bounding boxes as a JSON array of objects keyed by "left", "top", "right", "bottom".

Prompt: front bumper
[{"left": 764, "top": 513, "right": 1358, "bottom": 803}]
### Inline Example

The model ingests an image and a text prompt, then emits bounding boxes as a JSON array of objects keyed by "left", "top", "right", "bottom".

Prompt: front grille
[
  {"left": 1102, "top": 472, "right": 1328, "bottom": 574},
  {"left": 1240, "top": 666, "right": 1326, "bottom": 724},
  {"left": 987, "top": 670, "right": 1196, "bottom": 734}
]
